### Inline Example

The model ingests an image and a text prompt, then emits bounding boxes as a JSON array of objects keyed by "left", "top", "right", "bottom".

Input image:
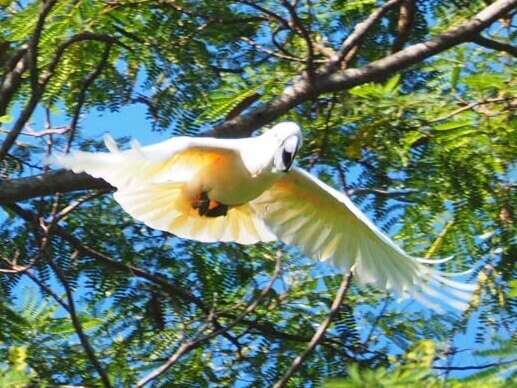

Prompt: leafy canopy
[{"left": 0, "top": 0, "right": 515, "bottom": 386}]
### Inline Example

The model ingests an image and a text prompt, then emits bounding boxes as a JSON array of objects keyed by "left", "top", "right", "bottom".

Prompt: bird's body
[
  {"left": 56, "top": 122, "right": 476, "bottom": 312},
  {"left": 184, "top": 141, "right": 278, "bottom": 207}
]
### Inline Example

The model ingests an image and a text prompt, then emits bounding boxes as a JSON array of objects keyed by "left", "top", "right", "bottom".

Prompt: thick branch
[
  {"left": 213, "top": 0, "right": 517, "bottom": 138},
  {"left": 0, "top": 170, "right": 112, "bottom": 204},
  {"left": 392, "top": 0, "right": 416, "bottom": 53},
  {"left": 0, "top": 48, "right": 28, "bottom": 115}
]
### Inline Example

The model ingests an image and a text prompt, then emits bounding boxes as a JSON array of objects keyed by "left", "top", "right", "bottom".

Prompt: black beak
[{"left": 282, "top": 150, "right": 294, "bottom": 172}]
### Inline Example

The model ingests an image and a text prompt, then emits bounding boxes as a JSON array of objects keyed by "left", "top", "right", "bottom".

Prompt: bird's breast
[{"left": 190, "top": 154, "right": 278, "bottom": 206}]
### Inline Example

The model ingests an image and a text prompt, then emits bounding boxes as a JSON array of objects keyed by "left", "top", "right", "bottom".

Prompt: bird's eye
[{"left": 282, "top": 150, "right": 293, "bottom": 171}]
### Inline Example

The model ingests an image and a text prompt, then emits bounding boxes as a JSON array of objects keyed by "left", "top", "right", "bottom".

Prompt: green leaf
[
  {"left": 510, "top": 280, "right": 517, "bottom": 298},
  {"left": 384, "top": 74, "right": 401, "bottom": 93},
  {"left": 451, "top": 65, "right": 461, "bottom": 91},
  {"left": 0, "top": 114, "right": 12, "bottom": 124},
  {"left": 434, "top": 119, "right": 473, "bottom": 131}
]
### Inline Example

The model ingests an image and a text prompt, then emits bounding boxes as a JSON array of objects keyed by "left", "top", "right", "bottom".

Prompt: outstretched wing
[
  {"left": 55, "top": 136, "right": 275, "bottom": 245},
  {"left": 251, "top": 167, "right": 476, "bottom": 311},
  {"left": 54, "top": 135, "right": 242, "bottom": 189}
]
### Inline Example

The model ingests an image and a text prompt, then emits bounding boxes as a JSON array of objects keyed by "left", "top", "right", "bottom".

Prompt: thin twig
[
  {"left": 28, "top": 0, "right": 58, "bottom": 93},
  {"left": 272, "top": 27, "right": 301, "bottom": 60},
  {"left": 3, "top": 203, "right": 111, "bottom": 386},
  {"left": 160, "top": 0, "right": 265, "bottom": 24},
  {"left": 346, "top": 187, "right": 417, "bottom": 198},
  {"left": 238, "top": 1, "right": 291, "bottom": 29},
  {"left": 48, "top": 259, "right": 112, "bottom": 387},
  {"left": 472, "top": 34, "right": 517, "bottom": 57},
  {"left": 240, "top": 37, "right": 309, "bottom": 63},
  {"left": 430, "top": 97, "right": 516, "bottom": 123},
  {"left": 273, "top": 269, "right": 355, "bottom": 388},
  {"left": 363, "top": 297, "right": 390, "bottom": 345},
  {"left": 0, "top": 209, "right": 52, "bottom": 274},
  {"left": 136, "top": 255, "right": 283, "bottom": 387},
  {"left": 282, "top": 0, "right": 316, "bottom": 79},
  {"left": 50, "top": 190, "right": 109, "bottom": 224},
  {"left": 3, "top": 203, "right": 354, "bottom": 354},
  {"left": 433, "top": 359, "right": 517, "bottom": 371},
  {"left": 24, "top": 270, "right": 69, "bottom": 311},
  {"left": 326, "top": 0, "right": 403, "bottom": 72},
  {"left": 0, "top": 33, "right": 123, "bottom": 163},
  {"left": 44, "top": 33, "right": 125, "bottom": 84},
  {"left": 66, "top": 43, "right": 113, "bottom": 152}
]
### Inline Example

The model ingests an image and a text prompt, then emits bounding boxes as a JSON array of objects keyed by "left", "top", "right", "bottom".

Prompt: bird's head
[{"left": 267, "top": 122, "right": 303, "bottom": 173}]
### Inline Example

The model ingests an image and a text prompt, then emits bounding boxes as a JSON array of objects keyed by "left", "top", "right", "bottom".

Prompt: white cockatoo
[{"left": 56, "top": 122, "right": 475, "bottom": 311}]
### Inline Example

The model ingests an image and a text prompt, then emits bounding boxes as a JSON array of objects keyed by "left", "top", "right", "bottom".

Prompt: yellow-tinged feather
[{"left": 251, "top": 167, "right": 476, "bottom": 309}]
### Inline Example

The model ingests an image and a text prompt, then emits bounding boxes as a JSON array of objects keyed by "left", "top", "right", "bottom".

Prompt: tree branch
[
  {"left": 472, "top": 34, "right": 517, "bottom": 57},
  {"left": 273, "top": 270, "right": 355, "bottom": 388},
  {"left": 282, "top": 0, "right": 316, "bottom": 78},
  {"left": 430, "top": 97, "right": 516, "bottom": 122},
  {"left": 67, "top": 43, "right": 113, "bottom": 151},
  {"left": 213, "top": 0, "right": 517, "bottom": 138},
  {"left": 4, "top": 203, "right": 112, "bottom": 387},
  {"left": 346, "top": 187, "right": 418, "bottom": 198},
  {"left": 0, "top": 47, "right": 28, "bottom": 116},
  {"left": 0, "top": 32, "right": 124, "bottom": 163},
  {"left": 392, "top": 0, "right": 416, "bottom": 53},
  {"left": 28, "top": 0, "right": 58, "bottom": 93},
  {"left": 4, "top": 203, "right": 356, "bottom": 359},
  {"left": 363, "top": 297, "right": 390, "bottom": 345},
  {"left": 0, "top": 0, "right": 57, "bottom": 158},
  {"left": 0, "top": 170, "right": 112, "bottom": 204},
  {"left": 48, "top": 258, "right": 113, "bottom": 387},
  {"left": 237, "top": 1, "right": 291, "bottom": 29},
  {"left": 433, "top": 359, "right": 517, "bottom": 371},
  {"left": 24, "top": 270, "right": 69, "bottom": 311},
  {"left": 328, "top": 0, "right": 403, "bottom": 70},
  {"left": 240, "top": 36, "right": 307, "bottom": 63},
  {"left": 136, "top": 255, "right": 283, "bottom": 387}
]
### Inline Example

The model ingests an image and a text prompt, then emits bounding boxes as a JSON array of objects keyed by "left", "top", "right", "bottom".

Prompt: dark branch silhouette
[{"left": 274, "top": 270, "right": 355, "bottom": 388}]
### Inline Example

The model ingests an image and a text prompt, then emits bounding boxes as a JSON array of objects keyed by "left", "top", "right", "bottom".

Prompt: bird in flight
[{"left": 56, "top": 122, "right": 475, "bottom": 311}]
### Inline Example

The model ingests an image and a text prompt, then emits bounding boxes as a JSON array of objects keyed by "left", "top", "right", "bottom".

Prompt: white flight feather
[{"left": 251, "top": 167, "right": 477, "bottom": 309}]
